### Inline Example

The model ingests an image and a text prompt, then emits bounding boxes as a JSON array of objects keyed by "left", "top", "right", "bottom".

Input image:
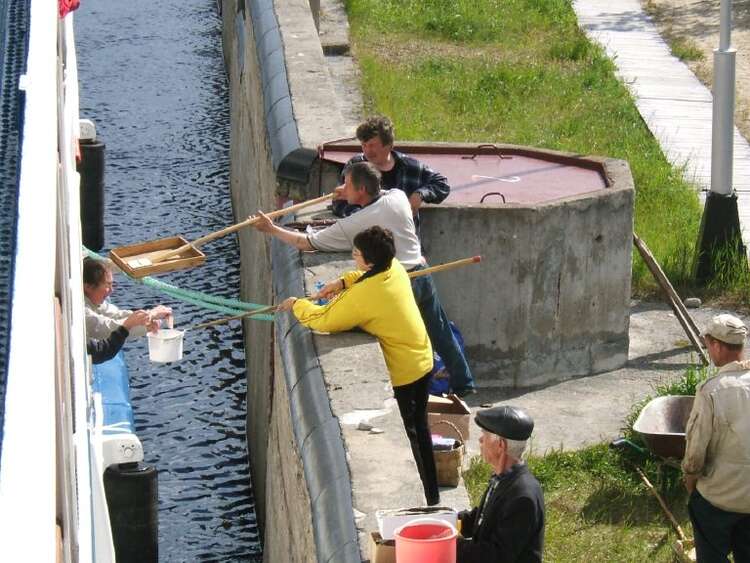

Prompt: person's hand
[
  {"left": 333, "top": 185, "right": 346, "bottom": 200},
  {"left": 278, "top": 297, "right": 298, "bottom": 312},
  {"left": 146, "top": 318, "right": 162, "bottom": 334},
  {"left": 312, "top": 279, "right": 344, "bottom": 301},
  {"left": 150, "top": 304, "right": 172, "bottom": 319},
  {"left": 249, "top": 210, "right": 275, "bottom": 233},
  {"left": 122, "top": 310, "right": 150, "bottom": 331},
  {"left": 408, "top": 192, "right": 423, "bottom": 212},
  {"left": 684, "top": 474, "right": 698, "bottom": 493}
]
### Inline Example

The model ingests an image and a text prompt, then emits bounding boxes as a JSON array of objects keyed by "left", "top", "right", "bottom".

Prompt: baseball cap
[{"left": 703, "top": 314, "right": 748, "bottom": 345}]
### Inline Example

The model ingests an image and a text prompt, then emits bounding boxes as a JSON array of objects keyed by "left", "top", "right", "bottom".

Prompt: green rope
[{"left": 83, "top": 246, "right": 275, "bottom": 322}]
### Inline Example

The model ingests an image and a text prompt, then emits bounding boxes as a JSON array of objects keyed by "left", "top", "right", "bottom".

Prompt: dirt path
[{"left": 642, "top": 0, "right": 750, "bottom": 140}]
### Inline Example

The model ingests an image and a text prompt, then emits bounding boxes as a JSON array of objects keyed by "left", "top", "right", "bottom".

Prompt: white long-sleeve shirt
[{"left": 85, "top": 296, "right": 146, "bottom": 341}]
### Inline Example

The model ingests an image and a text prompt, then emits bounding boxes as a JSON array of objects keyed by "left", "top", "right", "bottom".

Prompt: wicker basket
[{"left": 432, "top": 420, "right": 465, "bottom": 487}]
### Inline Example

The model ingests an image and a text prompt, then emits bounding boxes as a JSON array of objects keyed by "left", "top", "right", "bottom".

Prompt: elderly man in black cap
[{"left": 457, "top": 405, "right": 545, "bottom": 563}]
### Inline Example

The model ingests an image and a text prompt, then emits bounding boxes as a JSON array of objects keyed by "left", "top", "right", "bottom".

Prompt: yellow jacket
[{"left": 292, "top": 259, "right": 433, "bottom": 387}]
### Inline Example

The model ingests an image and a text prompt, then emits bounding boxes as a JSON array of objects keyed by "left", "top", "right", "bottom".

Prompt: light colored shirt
[
  {"left": 307, "top": 189, "right": 422, "bottom": 269},
  {"left": 682, "top": 359, "right": 750, "bottom": 513},
  {"left": 85, "top": 296, "right": 146, "bottom": 341},
  {"left": 291, "top": 260, "right": 432, "bottom": 387}
]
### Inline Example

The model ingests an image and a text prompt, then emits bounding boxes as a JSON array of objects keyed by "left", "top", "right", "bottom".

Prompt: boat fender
[
  {"left": 103, "top": 462, "right": 158, "bottom": 563},
  {"left": 77, "top": 137, "right": 106, "bottom": 251}
]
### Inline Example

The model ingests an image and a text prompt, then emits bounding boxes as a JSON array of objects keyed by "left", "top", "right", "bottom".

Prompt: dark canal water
[{"left": 75, "top": 2, "right": 262, "bottom": 561}]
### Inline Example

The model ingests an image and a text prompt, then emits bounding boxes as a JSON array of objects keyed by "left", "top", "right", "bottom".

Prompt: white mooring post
[
  {"left": 710, "top": 0, "right": 736, "bottom": 196},
  {"left": 696, "top": 0, "right": 745, "bottom": 283}
]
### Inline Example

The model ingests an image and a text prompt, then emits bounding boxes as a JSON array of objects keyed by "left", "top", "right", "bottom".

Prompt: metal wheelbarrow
[
  {"left": 633, "top": 395, "right": 694, "bottom": 461},
  {"left": 625, "top": 395, "right": 697, "bottom": 562}
]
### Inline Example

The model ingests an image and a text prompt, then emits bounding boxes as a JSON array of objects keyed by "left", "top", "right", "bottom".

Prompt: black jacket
[
  {"left": 87, "top": 325, "right": 129, "bottom": 364},
  {"left": 457, "top": 463, "right": 545, "bottom": 563}
]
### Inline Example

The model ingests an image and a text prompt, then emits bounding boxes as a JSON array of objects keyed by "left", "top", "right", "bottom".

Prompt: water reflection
[{"left": 75, "top": 1, "right": 261, "bottom": 560}]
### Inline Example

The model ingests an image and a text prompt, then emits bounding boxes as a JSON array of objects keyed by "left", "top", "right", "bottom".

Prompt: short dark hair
[
  {"left": 353, "top": 226, "right": 395, "bottom": 275},
  {"left": 83, "top": 257, "right": 110, "bottom": 286},
  {"left": 356, "top": 116, "right": 395, "bottom": 147},
  {"left": 344, "top": 161, "right": 381, "bottom": 197}
]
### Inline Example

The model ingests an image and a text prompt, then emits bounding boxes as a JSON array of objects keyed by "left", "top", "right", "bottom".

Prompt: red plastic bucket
[{"left": 394, "top": 518, "right": 457, "bottom": 563}]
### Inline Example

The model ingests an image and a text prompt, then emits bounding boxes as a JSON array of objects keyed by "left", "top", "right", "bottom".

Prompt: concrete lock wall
[
  {"left": 421, "top": 155, "right": 635, "bottom": 388},
  {"left": 220, "top": 0, "right": 353, "bottom": 561}
]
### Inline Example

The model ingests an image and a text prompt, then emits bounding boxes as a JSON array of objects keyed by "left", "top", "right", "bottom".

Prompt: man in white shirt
[
  {"left": 251, "top": 161, "right": 476, "bottom": 396},
  {"left": 83, "top": 257, "right": 172, "bottom": 341}
]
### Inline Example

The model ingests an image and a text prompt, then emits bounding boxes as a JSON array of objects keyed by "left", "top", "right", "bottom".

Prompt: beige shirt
[
  {"left": 682, "top": 360, "right": 750, "bottom": 513},
  {"left": 85, "top": 296, "right": 146, "bottom": 341}
]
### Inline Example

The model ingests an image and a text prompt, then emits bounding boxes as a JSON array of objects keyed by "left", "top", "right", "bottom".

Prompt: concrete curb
[{"left": 272, "top": 236, "right": 360, "bottom": 563}]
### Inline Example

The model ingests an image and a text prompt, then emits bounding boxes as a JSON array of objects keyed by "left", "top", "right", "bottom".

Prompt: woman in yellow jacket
[{"left": 278, "top": 226, "right": 440, "bottom": 506}]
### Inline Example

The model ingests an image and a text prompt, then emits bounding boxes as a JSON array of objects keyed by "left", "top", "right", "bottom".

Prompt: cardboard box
[
  {"left": 369, "top": 532, "right": 395, "bottom": 563},
  {"left": 428, "top": 394, "right": 470, "bottom": 442},
  {"left": 376, "top": 507, "right": 458, "bottom": 540}
]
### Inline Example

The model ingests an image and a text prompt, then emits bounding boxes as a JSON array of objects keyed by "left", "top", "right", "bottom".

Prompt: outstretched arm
[{"left": 250, "top": 210, "right": 314, "bottom": 251}]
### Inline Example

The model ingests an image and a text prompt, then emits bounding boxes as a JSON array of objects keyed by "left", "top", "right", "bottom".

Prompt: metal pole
[
  {"left": 710, "top": 0, "right": 735, "bottom": 195},
  {"left": 696, "top": 0, "right": 746, "bottom": 283}
]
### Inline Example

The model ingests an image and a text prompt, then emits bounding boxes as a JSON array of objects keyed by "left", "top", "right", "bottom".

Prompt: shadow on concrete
[{"left": 647, "top": 0, "right": 750, "bottom": 37}]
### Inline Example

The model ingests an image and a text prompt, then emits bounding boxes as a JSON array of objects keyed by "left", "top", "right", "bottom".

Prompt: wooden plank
[{"left": 634, "top": 234, "right": 709, "bottom": 365}]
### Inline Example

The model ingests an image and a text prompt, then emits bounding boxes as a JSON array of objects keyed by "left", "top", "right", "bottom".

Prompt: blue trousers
[
  {"left": 410, "top": 269, "right": 475, "bottom": 392},
  {"left": 689, "top": 490, "right": 750, "bottom": 563}
]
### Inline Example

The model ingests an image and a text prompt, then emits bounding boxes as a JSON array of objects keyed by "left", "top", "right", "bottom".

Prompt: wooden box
[{"left": 109, "top": 236, "right": 205, "bottom": 279}]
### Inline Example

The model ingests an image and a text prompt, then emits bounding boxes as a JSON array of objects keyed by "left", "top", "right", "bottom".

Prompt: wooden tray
[{"left": 109, "top": 236, "right": 206, "bottom": 279}]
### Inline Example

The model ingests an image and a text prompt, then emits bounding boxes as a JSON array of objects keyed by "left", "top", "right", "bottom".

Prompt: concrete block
[{"left": 422, "top": 151, "right": 634, "bottom": 388}]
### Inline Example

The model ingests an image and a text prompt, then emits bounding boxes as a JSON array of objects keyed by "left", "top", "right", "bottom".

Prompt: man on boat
[
  {"left": 457, "top": 405, "right": 544, "bottom": 562},
  {"left": 332, "top": 115, "right": 450, "bottom": 227},
  {"left": 682, "top": 313, "right": 750, "bottom": 562},
  {"left": 250, "top": 161, "right": 476, "bottom": 397},
  {"left": 83, "top": 257, "right": 172, "bottom": 340},
  {"left": 87, "top": 310, "right": 151, "bottom": 364}
]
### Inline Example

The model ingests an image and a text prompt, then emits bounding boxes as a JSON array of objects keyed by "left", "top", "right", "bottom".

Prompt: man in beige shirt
[{"left": 682, "top": 313, "right": 750, "bottom": 563}]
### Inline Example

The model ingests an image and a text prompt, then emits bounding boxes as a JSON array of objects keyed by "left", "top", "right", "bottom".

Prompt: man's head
[
  {"left": 342, "top": 161, "right": 381, "bottom": 205},
  {"left": 83, "top": 258, "right": 113, "bottom": 306},
  {"left": 703, "top": 313, "right": 747, "bottom": 366},
  {"left": 356, "top": 116, "right": 395, "bottom": 168},
  {"left": 476, "top": 405, "right": 534, "bottom": 473}
]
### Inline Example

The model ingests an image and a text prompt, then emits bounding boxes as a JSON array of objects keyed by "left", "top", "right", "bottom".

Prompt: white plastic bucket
[{"left": 147, "top": 328, "right": 184, "bottom": 362}]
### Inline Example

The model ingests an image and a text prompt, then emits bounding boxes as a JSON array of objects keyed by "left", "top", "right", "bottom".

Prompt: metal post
[
  {"left": 696, "top": 0, "right": 746, "bottom": 283},
  {"left": 710, "top": 0, "right": 735, "bottom": 196}
]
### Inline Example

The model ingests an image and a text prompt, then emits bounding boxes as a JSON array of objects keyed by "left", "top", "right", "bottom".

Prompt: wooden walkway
[{"left": 574, "top": 0, "right": 750, "bottom": 253}]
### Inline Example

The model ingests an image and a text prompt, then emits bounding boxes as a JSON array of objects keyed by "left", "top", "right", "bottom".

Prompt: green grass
[
  {"left": 462, "top": 363, "right": 711, "bottom": 560},
  {"left": 464, "top": 445, "right": 691, "bottom": 561},
  {"left": 345, "top": 0, "right": 710, "bottom": 295},
  {"left": 669, "top": 37, "right": 704, "bottom": 62}
]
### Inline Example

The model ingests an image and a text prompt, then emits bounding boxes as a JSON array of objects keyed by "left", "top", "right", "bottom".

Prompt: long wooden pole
[
  {"left": 408, "top": 256, "right": 481, "bottom": 278},
  {"left": 149, "top": 193, "right": 335, "bottom": 265},
  {"left": 633, "top": 233, "right": 709, "bottom": 365},
  {"left": 193, "top": 255, "right": 482, "bottom": 330}
]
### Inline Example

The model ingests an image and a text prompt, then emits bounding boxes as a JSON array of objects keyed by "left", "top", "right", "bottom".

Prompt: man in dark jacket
[
  {"left": 458, "top": 405, "right": 545, "bottom": 562},
  {"left": 332, "top": 115, "right": 450, "bottom": 225}
]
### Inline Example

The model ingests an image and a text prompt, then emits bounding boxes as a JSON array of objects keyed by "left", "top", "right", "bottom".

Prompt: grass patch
[
  {"left": 669, "top": 36, "right": 704, "bottom": 62},
  {"left": 462, "top": 362, "right": 711, "bottom": 560},
  {"left": 345, "top": 0, "right": 710, "bottom": 296},
  {"left": 464, "top": 444, "right": 691, "bottom": 561}
]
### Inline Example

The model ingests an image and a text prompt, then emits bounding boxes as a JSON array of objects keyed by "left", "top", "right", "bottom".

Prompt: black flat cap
[{"left": 475, "top": 405, "right": 534, "bottom": 440}]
